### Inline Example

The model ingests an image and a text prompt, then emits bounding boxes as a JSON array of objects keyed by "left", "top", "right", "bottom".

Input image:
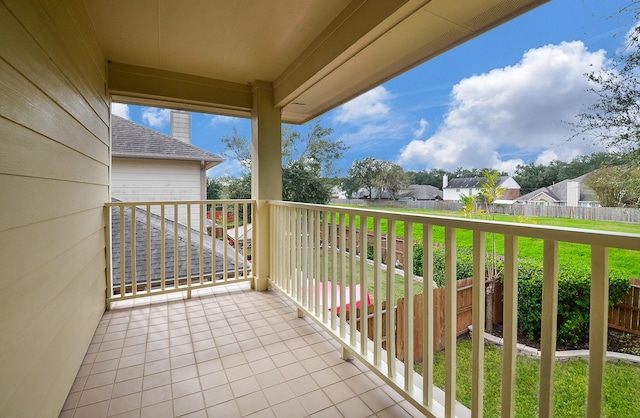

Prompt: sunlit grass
[
  {"left": 333, "top": 204, "right": 640, "bottom": 277},
  {"left": 417, "top": 338, "right": 640, "bottom": 417}
]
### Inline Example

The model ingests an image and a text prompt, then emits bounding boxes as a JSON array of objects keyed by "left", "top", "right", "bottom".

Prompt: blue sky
[{"left": 113, "top": 0, "right": 636, "bottom": 179}]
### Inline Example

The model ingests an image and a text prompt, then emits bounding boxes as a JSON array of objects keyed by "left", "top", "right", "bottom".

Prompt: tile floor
[{"left": 59, "top": 283, "right": 425, "bottom": 417}]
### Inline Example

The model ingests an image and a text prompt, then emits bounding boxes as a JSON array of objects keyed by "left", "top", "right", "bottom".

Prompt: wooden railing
[
  {"left": 268, "top": 200, "right": 640, "bottom": 418},
  {"left": 105, "top": 200, "right": 254, "bottom": 308}
]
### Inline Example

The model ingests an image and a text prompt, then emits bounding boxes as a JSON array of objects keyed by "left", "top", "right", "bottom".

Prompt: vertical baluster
[
  {"left": 315, "top": 209, "right": 321, "bottom": 317},
  {"left": 119, "top": 205, "right": 125, "bottom": 298},
  {"left": 423, "top": 224, "right": 434, "bottom": 406},
  {"left": 222, "top": 204, "right": 228, "bottom": 282},
  {"left": 350, "top": 214, "right": 358, "bottom": 347},
  {"left": 131, "top": 204, "right": 137, "bottom": 297},
  {"left": 471, "top": 231, "right": 486, "bottom": 418},
  {"left": 302, "top": 209, "right": 309, "bottom": 309},
  {"left": 243, "top": 202, "right": 248, "bottom": 280},
  {"left": 386, "top": 219, "right": 397, "bottom": 378},
  {"left": 339, "top": 213, "right": 347, "bottom": 338},
  {"left": 174, "top": 203, "right": 179, "bottom": 290},
  {"left": 199, "top": 203, "right": 204, "bottom": 286},
  {"left": 587, "top": 245, "right": 609, "bottom": 418},
  {"left": 404, "top": 221, "right": 414, "bottom": 390},
  {"left": 360, "top": 215, "right": 368, "bottom": 356},
  {"left": 105, "top": 205, "right": 113, "bottom": 309},
  {"left": 146, "top": 204, "right": 151, "bottom": 294},
  {"left": 161, "top": 204, "right": 166, "bottom": 291},
  {"left": 233, "top": 202, "right": 239, "bottom": 281},
  {"left": 444, "top": 227, "right": 456, "bottom": 418},
  {"left": 187, "top": 203, "right": 192, "bottom": 298},
  {"left": 502, "top": 235, "right": 518, "bottom": 418},
  {"left": 373, "top": 217, "right": 383, "bottom": 366},
  {"left": 211, "top": 203, "right": 216, "bottom": 283},
  {"left": 539, "top": 240, "right": 559, "bottom": 417},
  {"left": 322, "top": 210, "right": 329, "bottom": 324},
  {"left": 331, "top": 213, "right": 338, "bottom": 330}
]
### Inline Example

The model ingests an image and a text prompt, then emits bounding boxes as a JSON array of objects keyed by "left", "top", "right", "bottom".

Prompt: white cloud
[
  {"left": 207, "top": 159, "right": 247, "bottom": 179},
  {"left": 209, "top": 115, "right": 237, "bottom": 126},
  {"left": 142, "top": 107, "right": 170, "bottom": 128},
  {"left": 112, "top": 103, "right": 130, "bottom": 119},
  {"left": 334, "top": 86, "right": 392, "bottom": 124},
  {"left": 414, "top": 118, "right": 428, "bottom": 138},
  {"left": 398, "top": 41, "right": 608, "bottom": 172}
]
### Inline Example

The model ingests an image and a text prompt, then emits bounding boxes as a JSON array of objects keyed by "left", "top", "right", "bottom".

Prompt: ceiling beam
[
  {"left": 273, "top": 0, "right": 420, "bottom": 109},
  {"left": 108, "top": 62, "right": 253, "bottom": 116}
]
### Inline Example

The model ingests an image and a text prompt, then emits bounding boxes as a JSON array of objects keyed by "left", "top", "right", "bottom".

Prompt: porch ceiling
[{"left": 84, "top": 0, "right": 548, "bottom": 123}]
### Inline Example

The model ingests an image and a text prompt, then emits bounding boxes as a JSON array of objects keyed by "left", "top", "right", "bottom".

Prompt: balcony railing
[
  {"left": 268, "top": 200, "right": 640, "bottom": 418},
  {"left": 105, "top": 199, "right": 640, "bottom": 417},
  {"left": 105, "top": 200, "right": 254, "bottom": 308}
]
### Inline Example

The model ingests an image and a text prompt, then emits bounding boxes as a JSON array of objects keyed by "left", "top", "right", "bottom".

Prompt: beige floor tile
[
  {"left": 235, "top": 391, "right": 270, "bottom": 416},
  {"left": 172, "top": 377, "right": 201, "bottom": 398},
  {"left": 141, "top": 400, "right": 173, "bottom": 418},
  {"left": 206, "top": 400, "right": 241, "bottom": 418},
  {"left": 112, "top": 377, "right": 143, "bottom": 399},
  {"left": 270, "top": 398, "right": 307, "bottom": 418},
  {"left": 107, "top": 392, "right": 142, "bottom": 416},
  {"left": 336, "top": 396, "right": 373, "bottom": 418},
  {"left": 202, "top": 383, "right": 234, "bottom": 407},
  {"left": 173, "top": 392, "right": 205, "bottom": 417},
  {"left": 141, "top": 384, "right": 172, "bottom": 407},
  {"left": 298, "top": 389, "right": 334, "bottom": 415}
]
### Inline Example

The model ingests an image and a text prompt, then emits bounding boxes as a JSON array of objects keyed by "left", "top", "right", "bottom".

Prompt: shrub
[
  {"left": 413, "top": 244, "right": 474, "bottom": 287},
  {"left": 518, "top": 264, "right": 630, "bottom": 346}
]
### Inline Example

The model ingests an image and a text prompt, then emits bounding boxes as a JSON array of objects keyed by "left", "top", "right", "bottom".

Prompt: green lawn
[
  {"left": 417, "top": 338, "right": 640, "bottom": 417},
  {"left": 334, "top": 205, "right": 640, "bottom": 278}
]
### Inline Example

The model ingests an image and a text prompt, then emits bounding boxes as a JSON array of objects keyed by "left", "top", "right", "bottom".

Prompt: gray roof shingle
[
  {"left": 110, "top": 203, "right": 245, "bottom": 288},
  {"left": 112, "top": 115, "right": 223, "bottom": 167},
  {"left": 518, "top": 172, "right": 597, "bottom": 203}
]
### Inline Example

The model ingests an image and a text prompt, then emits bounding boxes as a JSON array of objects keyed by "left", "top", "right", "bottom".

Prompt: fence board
[{"left": 609, "top": 279, "right": 640, "bottom": 335}]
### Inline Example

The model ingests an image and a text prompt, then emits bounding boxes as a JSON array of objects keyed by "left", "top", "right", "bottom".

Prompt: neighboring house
[
  {"left": 227, "top": 224, "right": 253, "bottom": 253},
  {"left": 353, "top": 184, "right": 443, "bottom": 200},
  {"left": 442, "top": 175, "right": 520, "bottom": 201},
  {"left": 399, "top": 184, "right": 443, "bottom": 201},
  {"left": 111, "top": 112, "right": 223, "bottom": 226},
  {"left": 517, "top": 172, "right": 600, "bottom": 207}
]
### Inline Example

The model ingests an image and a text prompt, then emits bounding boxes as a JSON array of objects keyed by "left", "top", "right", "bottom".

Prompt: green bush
[
  {"left": 517, "top": 263, "right": 630, "bottom": 346},
  {"left": 412, "top": 245, "right": 632, "bottom": 347},
  {"left": 413, "top": 244, "right": 474, "bottom": 287}
]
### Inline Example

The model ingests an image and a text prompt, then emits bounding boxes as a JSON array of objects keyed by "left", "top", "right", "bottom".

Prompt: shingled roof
[
  {"left": 112, "top": 115, "right": 223, "bottom": 168},
  {"left": 110, "top": 203, "right": 245, "bottom": 288},
  {"left": 518, "top": 172, "right": 597, "bottom": 203}
]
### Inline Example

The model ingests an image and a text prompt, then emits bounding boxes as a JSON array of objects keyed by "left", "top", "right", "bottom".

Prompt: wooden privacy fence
[
  {"left": 609, "top": 278, "right": 640, "bottom": 335},
  {"left": 322, "top": 223, "right": 408, "bottom": 267}
]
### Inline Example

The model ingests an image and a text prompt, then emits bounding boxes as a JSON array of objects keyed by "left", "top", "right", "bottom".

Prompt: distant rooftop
[{"left": 112, "top": 115, "right": 223, "bottom": 168}]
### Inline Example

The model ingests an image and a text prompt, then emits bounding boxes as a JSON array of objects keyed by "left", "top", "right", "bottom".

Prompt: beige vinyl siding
[
  {"left": 0, "top": 1, "right": 109, "bottom": 417},
  {"left": 112, "top": 158, "right": 206, "bottom": 227},
  {"left": 112, "top": 158, "right": 204, "bottom": 201}
]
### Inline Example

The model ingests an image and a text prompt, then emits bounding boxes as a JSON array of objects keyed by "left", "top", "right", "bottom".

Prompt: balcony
[{"left": 61, "top": 200, "right": 639, "bottom": 417}]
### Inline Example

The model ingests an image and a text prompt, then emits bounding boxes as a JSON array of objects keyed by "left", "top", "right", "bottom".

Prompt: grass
[
  {"left": 334, "top": 204, "right": 640, "bottom": 278},
  {"left": 320, "top": 252, "right": 422, "bottom": 302},
  {"left": 416, "top": 338, "right": 640, "bottom": 417}
]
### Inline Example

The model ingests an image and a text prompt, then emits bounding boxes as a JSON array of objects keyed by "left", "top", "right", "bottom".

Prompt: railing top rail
[
  {"left": 106, "top": 199, "right": 255, "bottom": 207},
  {"left": 268, "top": 200, "right": 640, "bottom": 251}
]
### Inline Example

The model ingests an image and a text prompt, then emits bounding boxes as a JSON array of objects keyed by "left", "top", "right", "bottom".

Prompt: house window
[
  {"left": 469, "top": 189, "right": 473, "bottom": 195},
  {"left": 456, "top": 188, "right": 460, "bottom": 193}
]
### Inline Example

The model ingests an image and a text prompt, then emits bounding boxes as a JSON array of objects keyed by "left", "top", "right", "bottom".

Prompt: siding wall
[
  {"left": 0, "top": 1, "right": 109, "bottom": 416},
  {"left": 112, "top": 158, "right": 205, "bottom": 227}
]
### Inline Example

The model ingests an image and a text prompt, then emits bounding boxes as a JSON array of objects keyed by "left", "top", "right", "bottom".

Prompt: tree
[
  {"left": 407, "top": 168, "right": 449, "bottom": 188},
  {"left": 459, "top": 193, "right": 476, "bottom": 218},
  {"left": 282, "top": 160, "right": 331, "bottom": 204},
  {"left": 585, "top": 166, "right": 640, "bottom": 207},
  {"left": 478, "top": 169, "right": 506, "bottom": 334},
  {"left": 381, "top": 163, "right": 409, "bottom": 200},
  {"left": 573, "top": 4, "right": 640, "bottom": 164},
  {"left": 206, "top": 178, "right": 223, "bottom": 200},
  {"left": 219, "top": 120, "right": 348, "bottom": 203},
  {"left": 343, "top": 157, "right": 386, "bottom": 199}
]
